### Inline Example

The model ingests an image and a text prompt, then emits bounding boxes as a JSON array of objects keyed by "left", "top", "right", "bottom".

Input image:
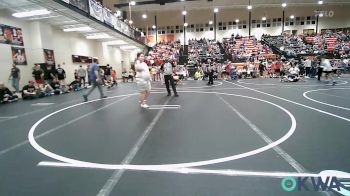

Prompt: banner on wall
[
  {"left": 43, "top": 49, "right": 55, "bottom": 66},
  {"left": 11, "top": 47, "right": 27, "bottom": 65},
  {"left": 146, "top": 35, "right": 175, "bottom": 44},
  {"left": 89, "top": 0, "right": 104, "bottom": 22},
  {"left": 103, "top": 8, "right": 114, "bottom": 27},
  {"left": 69, "top": 0, "right": 89, "bottom": 13},
  {"left": 113, "top": 18, "right": 122, "bottom": 32},
  {"left": 0, "top": 24, "right": 24, "bottom": 46}
]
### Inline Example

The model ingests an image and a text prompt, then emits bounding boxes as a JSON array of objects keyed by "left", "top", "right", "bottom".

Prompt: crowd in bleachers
[
  {"left": 263, "top": 31, "right": 350, "bottom": 57},
  {"left": 223, "top": 34, "right": 276, "bottom": 63},
  {"left": 188, "top": 38, "right": 223, "bottom": 65}
]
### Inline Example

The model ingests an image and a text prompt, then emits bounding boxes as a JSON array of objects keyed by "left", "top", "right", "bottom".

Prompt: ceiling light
[
  {"left": 12, "top": 9, "right": 51, "bottom": 18},
  {"left": 63, "top": 26, "right": 92, "bottom": 32},
  {"left": 318, "top": 0, "right": 323, "bottom": 5},
  {"left": 130, "top": 1, "right": 136, "bottom": 6},
  {"left": 209, "top": 21, "right": 213, "bottom": 25},
  {"left": 214, "top": 8, "right": 219, "bottom": 13},
  {"left": 235, "top": 19, "right": 239, "bottom": 23},
  {"left": 86, "top": 33, "right": 111, "bottom": 39},
  {"left": 290, "top": 15, "right": 295, "bottom": 19},
  {"left": 184, "top": 23, "right": 188, "bottom": 27},
  {"left": 247, "top": 5, "right": 252, "bottom": 10},
  {"left": 129, "top": 20, "right": 133, "bottom": 24},
  {"left": 142, "top": 14, "right": 147, "bottom": 19},
  {"left": 105, "top": 40, "right": 128, "bottom": 45},
  {"left": 120, "top": 45, "right": 138, "bottom": 50},
  {"left": 182, "top": 10, "right": 187, "bottom": 15},
  {"left": 319, "top": 13, "right": 324, "bottom": 17},
  {"left": 282, "top": 3, "right": 287, "bottom": 7},
  {"left": 262, "top": 16, "right": 267, "bottom": 21},
  {"left": 152, "top": 25, "right": 156, "bottom": 29}
]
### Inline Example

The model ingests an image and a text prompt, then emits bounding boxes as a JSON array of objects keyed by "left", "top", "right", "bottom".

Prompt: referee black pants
[{"left": 164, "top": 75, "right": 177, "bottom": 95}]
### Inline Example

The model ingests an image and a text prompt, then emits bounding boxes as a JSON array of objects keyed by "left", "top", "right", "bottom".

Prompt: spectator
[
  {"left": 8, "top": 64, "right": 20, "bottom": 93},
  {"left": 32, "top": 65, "right": 44, "bottom": 87},
  {"left": 74, "top": 69, "right": 79, "bottom": 80},
  {"left": 111, "top": 67, "right": 117, "bottom": 87},
  {"left": 122, "top": 68, "right": 129, "bottom": 82},
  {"left": 0, "top": 81, "right": 18, "bottom": 103},
  {"left": 45, "top": 66, "right": 56, "bottom": 84},
  {"left": 22, "top": 80, "right": 40, "bottom": 99},
  {"left": 56, "top": 64, "right": 66, "bottom": 85},
  {"left": 128, "top": 69, "right": 134, "bottom": 82},
  {"left": 78, "top": 65, "right": 86, "bottom": 87}
]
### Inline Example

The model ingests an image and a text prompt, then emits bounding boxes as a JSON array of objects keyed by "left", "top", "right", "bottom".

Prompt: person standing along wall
[
  {"left": 9, "top": 64, "right": 20, "bottom": 93},
  {"left": 78, "top": 65, "right": 86, "bottom": 87}
]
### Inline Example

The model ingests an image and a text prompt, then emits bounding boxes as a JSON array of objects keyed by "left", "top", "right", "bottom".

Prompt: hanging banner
[
  {"left": 11, "top": 47, "right": 27, "bottom": 65},
  {"left": 103, "top": 8, "right": 114, "bottom": 27},
  {"left": 43, "top": 49, "right": 55, "bottom": 66},
  {"left": 89, "top": 0, "right": 103, "bottom": 22},
  {"left": 69, "top": 0, "right": 89, "bottom": 13},
  {"left": 0, "top": 24, "right": 24, "bottom": 46}
]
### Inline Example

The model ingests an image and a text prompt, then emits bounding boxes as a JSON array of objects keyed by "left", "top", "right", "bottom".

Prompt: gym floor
[{"left": 1, "top": 76, "right": 350, "bottom": 196}]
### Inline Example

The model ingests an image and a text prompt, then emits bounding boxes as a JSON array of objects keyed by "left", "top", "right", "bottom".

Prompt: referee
[{"left": 163, "top": 58, "right": 179, "bottom": 97}]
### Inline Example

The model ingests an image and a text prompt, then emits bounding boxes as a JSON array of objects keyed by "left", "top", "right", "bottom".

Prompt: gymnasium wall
[{"left": 0, "top": 11, "right": 133, "bottom": 89}]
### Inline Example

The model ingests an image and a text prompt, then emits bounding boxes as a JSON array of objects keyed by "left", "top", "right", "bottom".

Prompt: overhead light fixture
[
  {"left": 319, "top": 13, "right": 324, "bottom": 17},
  {"left": 247, "top": 5, "right": 252, "bottom": 10},
  {"left": 130, "top": 1, "right": 136, "bottom": 6},
  {"left": 105, "top": 40, "right": 128, "bottom": 45},
  {"left": 120, "top": 45, "right": 138, "bottom": 50},
  {"left": 12, "top": 9, "right": 51, "bottom": 18},
  {"left": 282, "top": 3, "right": 287, "bottom": 7},
  {"left": 318, "top": 0, "right": 323, "bottom": 4},
  {"left": 290, "top": 15, "right": 295, "bottom": 19},
  {"left": 86, "top": 33, "right": 111, "bottom": 39},
  {"left": 184, "top": 23, "right": 188, "bottom": 27},
  {"left": 209, "top": 20, "right": 213, "bottom": 25},
  {"left": 235, "top": 19, "right": 239, "bottom": 23},
  {"left": 152, "top": 25, "right": 156, "bottom": 29},
  {"left": 63, "top": 26, "right": 92, "bottom": 32},
  {"left": 262, "top": 16, "right": 267, "bottom": 21},
  {"left": 182, "top": 10, "right": 187, "bottom": 15},
  {"left": 129, "top": 20, "right": 133, "bottom": 24},
  {"left": 214, "top": 8, "right": 219, "bottom": 13},
  {"left": 142, "top": 14, "right": 147, "bottom": 19}
]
